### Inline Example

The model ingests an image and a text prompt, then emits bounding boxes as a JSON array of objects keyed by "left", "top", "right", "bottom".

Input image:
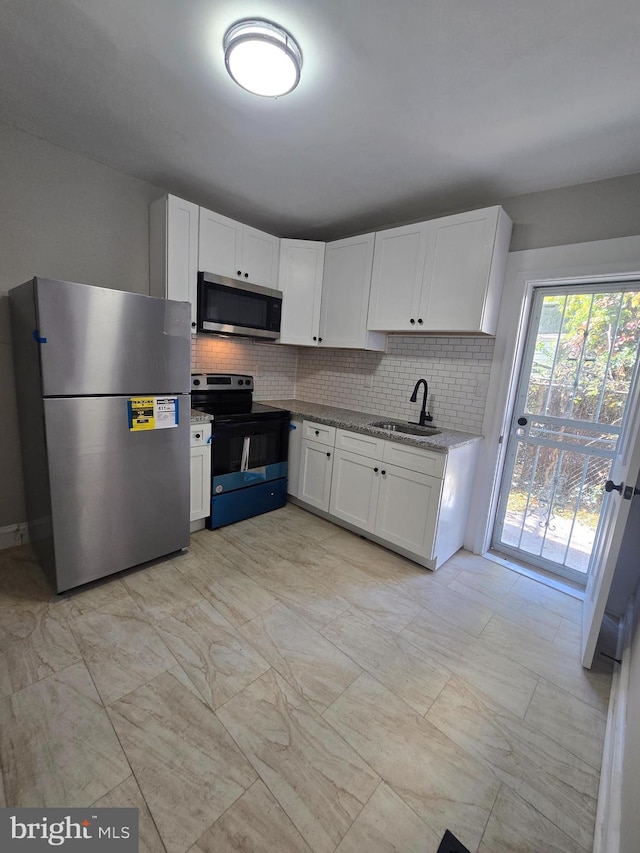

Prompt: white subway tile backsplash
[
  {"left": 295, "top": 335, "right": 494, "bottom": 433},
  {"left": 190, "top": 334, "right": 493, "bottom": 434},
  {"left": 190, "top": 337, "right": 298, "bottom": 400}
]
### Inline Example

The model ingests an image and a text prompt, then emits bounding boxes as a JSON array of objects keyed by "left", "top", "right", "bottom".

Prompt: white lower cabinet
[
  {"left": 287, "top": 418, "right": 303, "bottom": 498},
  {"left": 291, "top": 423, "right": 479, "bottom": 569},
  {"left": 329, "top": 451, "right": 441, "bottom": 559},
  {"left": 329, "top": 449, "right": 380, "bottom": 532},
  {"left": 299, "top": 439, "right": 334, "bottom": 511},
  {"left": 190, "top": 424, "right": 211, "bottom": 524},
  {"left": 375, "top": 464, "right": 441, "bottom": 557}
]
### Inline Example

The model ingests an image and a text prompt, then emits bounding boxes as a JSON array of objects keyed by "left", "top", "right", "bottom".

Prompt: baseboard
[
  {"left": 593, "top": 595, "right": 633, "bottom": 853},
  {"left": 0, "top": 522, "right": 29, "bottom": 551}
]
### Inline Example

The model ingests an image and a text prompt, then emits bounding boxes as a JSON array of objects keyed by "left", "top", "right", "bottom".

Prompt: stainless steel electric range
[{"left": 190, "top": 374, "right": 291, "bottom": 529}]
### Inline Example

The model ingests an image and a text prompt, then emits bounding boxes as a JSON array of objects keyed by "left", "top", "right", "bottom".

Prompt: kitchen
[{"left": 2, "top": 2, "right": 640, "bottom": 852}]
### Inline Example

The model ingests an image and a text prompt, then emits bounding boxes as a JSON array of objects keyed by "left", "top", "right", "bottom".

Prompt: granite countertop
[
  {"left": 190, "top": 409, "right": 213, "bottom": 424},
  {"left": 263, "top": 399, "right": 482, "bottom": 451}
]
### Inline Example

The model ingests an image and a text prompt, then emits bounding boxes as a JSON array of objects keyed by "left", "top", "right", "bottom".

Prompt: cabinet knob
[
  {"left": 381, "top": 470, "right": 386, "bottom": 475},
  {"left": 237, "top": 270, "right": 242, "bottom": 276},
  {"left": 244, "top": 272, "right": 249, "bottom": 278},
  {"left": 191, "top": 321, "right": 196, "bottom": 328},
  {"left": 417, "top": 318, "right": 423, "bottom": 324},
  {"left": 313, "top": 336, "right": 317, "bottom": 341},
  {"left": 318, "top": 337, "right": 323, "bottom": 342},
  {"left": 374, "top": 467, "right": 379, "bottom": 473},
  {"left": 326, "top": 452, "right": 331, "bottom": 458},
  {"left": 315, "top": 430, "right": 320, "bottom": 435},
  {"left": 195, "top": 433, "right": 201, "bottom": 439},
  {"left": 410, "top": 318, "right": 416, "bottom": 325}
]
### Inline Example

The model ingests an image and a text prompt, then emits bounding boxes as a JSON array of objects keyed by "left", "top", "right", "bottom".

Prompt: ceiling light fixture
[{"left": 223, "top": 19, "right": 302, "bottom": 98}]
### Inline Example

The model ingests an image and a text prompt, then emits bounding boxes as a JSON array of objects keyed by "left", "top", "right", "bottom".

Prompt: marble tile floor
[{"left": 0, "top": 503, "right": 614, "bottom": 853}]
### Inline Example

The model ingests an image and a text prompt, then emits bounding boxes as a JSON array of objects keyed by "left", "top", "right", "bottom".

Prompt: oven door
[{"left": 212, "top": 416, "right": 289, "bottom": 494}]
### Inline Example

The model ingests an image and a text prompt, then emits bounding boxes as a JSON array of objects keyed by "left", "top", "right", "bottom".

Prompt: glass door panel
[{"left": 493, "top": 284, "right": 640, "bottom": 583}]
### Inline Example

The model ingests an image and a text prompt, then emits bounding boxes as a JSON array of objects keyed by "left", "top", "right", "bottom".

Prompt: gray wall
[
  {"left": 2, "top": 120, "right": 640, "bottom": 530},
  {"left": 0, "top": 121, "right": 162, "bottom": 529},
  {"left": 503, "top": 172, "right": 640, "bottom": 252}
]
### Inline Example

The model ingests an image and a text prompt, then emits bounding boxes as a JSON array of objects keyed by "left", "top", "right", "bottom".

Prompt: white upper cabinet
[
  {"left": 319, "top": 233, "right": 386, "bottom": 352},
  {"left": 149, "top": 194, "right": 200, "bottom": 332},
  {"left": 421, "top": 206, "right": 512, "bottom": 333},
  {"left": 367, "top": 206, "right": 512, "bottom": 335},
  {"left": 198, "top": 207, "right": 280, "bottom": 289},
  {"left": 242, "top": 226, "right": 281, "bottom": 288},
  {"left": 278, "top": 239, "right": 325, "bottom": 346},
  {"left": 368, "top": 222, "right": 430, "bottom": 331}
]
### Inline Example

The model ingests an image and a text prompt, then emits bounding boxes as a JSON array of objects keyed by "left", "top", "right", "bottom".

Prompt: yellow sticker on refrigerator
[{"left": 128, "top": 397, "right": 178, "bottom": 431}]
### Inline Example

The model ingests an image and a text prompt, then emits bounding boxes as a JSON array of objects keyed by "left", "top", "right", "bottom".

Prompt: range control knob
[{"left": 193, "top": 378, "right": 200, "bottom": 386}]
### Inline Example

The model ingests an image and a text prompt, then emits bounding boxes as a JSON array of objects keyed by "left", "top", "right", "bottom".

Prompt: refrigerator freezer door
[
  {"left": 44, "top": 395, "right": 190, "bottom": 592},
  {"left": 34, "top": 278, "right": 191, "bottom": 396}
]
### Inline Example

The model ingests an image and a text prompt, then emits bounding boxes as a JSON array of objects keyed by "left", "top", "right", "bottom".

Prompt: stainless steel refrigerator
[{"left": 9, "top": 277, "right": 191, "bottom": 592}]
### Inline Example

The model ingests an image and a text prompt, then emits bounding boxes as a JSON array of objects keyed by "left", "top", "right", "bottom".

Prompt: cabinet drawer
[
  {"left": 335, "top": 429, "right": 385, "bottom": 460},
  {"left": 382, "top": 440, "right": 446, "bottom": 478},
  {"left": 302, "top": 420, "right": 336, "bottom": 447},
  {"left": 190, "top": 424, "right": 211, "bottom": 447}
]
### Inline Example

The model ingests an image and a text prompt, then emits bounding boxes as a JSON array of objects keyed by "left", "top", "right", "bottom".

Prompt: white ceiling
[{"left": 2, "top": 0, "right": 639, "bottom": 240}]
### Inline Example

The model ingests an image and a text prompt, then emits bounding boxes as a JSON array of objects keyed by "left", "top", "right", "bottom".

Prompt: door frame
[{"left": 466, "top": 235, "right": 640, "bottom": 561}]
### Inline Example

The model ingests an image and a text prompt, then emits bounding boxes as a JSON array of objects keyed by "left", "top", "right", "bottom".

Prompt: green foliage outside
[{"left": 508, "top": 289, "right": 640, "bottom": 541}]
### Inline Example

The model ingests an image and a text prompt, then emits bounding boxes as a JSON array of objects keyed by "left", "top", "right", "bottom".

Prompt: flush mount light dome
[{"left": 223, "top": 19, "right": 302, "bottom": 97}]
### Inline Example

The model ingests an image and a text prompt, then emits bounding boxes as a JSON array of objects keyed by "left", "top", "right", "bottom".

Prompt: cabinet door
[
  {"left": 287, "top": 419, "right": 302, "bottom": 498},
  {"left": 368, "top": 223, "right": 428, "bottom": 331},
  {"left": 243, "top": 226, "right": 280, "bottom": 288},
  {"left": 320, "top": 233, "right": 384, "bottom": 351},
  {"left": 375, "top": 464, "right": 442, "bottom": 558},
  {"left": 190, "top": 444, "right": 211, "bottom": 521},
  {"left": 420, "top": 207, "right": 500, "bottom": 332},
  {"left": 329, "top": 449, "right": 380, "bottom": 532},
  {"left": 149, "top": 195, "right": 199, "bottom": 332},
  {"left": 198, "top": 208, "right": 243, "bottom": 279},
  {"left": 299, "top": 439, "right": 333, "bottom": 511},
  {"left": 278, "top": 239, "right": 325, "bottom": 345}
]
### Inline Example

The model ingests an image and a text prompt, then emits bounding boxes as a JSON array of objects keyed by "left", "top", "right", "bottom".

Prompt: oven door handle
[
  {"left": 240, "top": 436, "right": 250, "bottom": 472},
  {"left": 215, "top": 418, "right": 287, "bottom": 434}
]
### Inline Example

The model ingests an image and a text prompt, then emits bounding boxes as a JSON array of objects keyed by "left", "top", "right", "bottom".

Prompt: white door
[
  {"left": 242, "top": 226, "right": 280, "bottom": 287},
  {"left": 190, "top": 445, "right": 211, "bottom": 522},
  {"left": 329, "top": 449, "right": 380, "bottom": 532},
  {"left": 198, "top": 208, "right": 242, "bottom": 278},
  {"left": 493, "top": 284, "right": 640, "bottom": 584},
  {"left": 319, "top": 233, "right": 377, "bottom": 349},
  {"left": 287, "top": 419, "right": 303, "bottom": 498},
  {"left": 375, "top": 464, "right": 441, "bottom": 557},
  {"left": 368, "top": 223, "right": 428, "bottom": 331},
  {"left": 299, "top": 439, "right": 333, "bottom": 511},
  {"left": 166, "top": 195, "right": 200, "bottom": 329},
  {"left": 420, "top": 207, "right": 498, "bottom": 332},
  {"left": 278, "top": 239, "right": 325, "bottom": 345},
  {"left": 582, "top": 362, "right": 640, "bottom": 666}
]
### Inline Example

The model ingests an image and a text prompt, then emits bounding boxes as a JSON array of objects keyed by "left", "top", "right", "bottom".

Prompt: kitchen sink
[{"left": 368, "top": 420, "right": 441, "bottom": 437}]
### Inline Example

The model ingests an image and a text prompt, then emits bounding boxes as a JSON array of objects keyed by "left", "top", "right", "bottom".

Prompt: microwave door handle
[{"left": 240, "top": 436, "right": 250, "bottom": 472}]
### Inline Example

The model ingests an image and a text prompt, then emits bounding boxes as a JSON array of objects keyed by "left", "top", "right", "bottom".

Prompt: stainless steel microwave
[{"left": 197, "top": 271, "right": 282, "bottom": 340}]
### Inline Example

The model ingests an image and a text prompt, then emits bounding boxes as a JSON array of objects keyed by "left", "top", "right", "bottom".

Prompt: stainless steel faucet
[{"left": 410, "top": 378, "right": 433, "bottom": 425}]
